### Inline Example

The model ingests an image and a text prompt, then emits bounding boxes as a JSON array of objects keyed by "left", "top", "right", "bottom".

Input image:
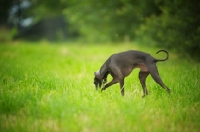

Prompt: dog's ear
[
  {"left": 94, "top": 71, "right": 102, "bottom": 80},
  {"left": 94, "top": 72, "right": 97, "bottom": 76}
]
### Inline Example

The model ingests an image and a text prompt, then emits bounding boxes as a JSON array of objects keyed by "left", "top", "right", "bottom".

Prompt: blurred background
[{"left": 0, "top": 0, "right": 200, "bottom": 60}]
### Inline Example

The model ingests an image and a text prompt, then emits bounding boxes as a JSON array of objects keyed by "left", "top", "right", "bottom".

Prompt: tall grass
[{"left": 0, "top": 41, "right": 199, "bottom": 132}]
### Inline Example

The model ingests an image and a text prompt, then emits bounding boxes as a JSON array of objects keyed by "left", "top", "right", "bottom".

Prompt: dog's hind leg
[
  {"left": 139, "top": 71, "right": 150, "bottom": 98},
  {"left": 148, "top": 64, "right": 171, "bottom": 93}
]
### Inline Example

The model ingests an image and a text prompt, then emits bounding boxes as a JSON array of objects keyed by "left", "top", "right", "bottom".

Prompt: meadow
[{"left": 0, "top": 41, "right": 199, "bottom": 132}]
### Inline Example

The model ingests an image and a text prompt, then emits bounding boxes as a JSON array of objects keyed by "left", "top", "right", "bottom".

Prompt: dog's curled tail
[{"left": 155, "top": 50, "right": 169, "bottom": 62}]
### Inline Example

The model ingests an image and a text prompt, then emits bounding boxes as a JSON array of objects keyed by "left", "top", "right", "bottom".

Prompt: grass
[{"left": 0, "top": 41, "right": 200, "bottom": 132}]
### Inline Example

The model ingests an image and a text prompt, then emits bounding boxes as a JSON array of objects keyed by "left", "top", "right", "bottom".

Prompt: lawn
[{"left": 0, "top": 41, "right": 199, "bottom": 132}]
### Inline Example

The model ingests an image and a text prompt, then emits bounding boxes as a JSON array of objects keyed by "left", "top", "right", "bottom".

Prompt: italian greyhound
[{"left": 94, "top": 50, "right": 171, "bottom": 97}]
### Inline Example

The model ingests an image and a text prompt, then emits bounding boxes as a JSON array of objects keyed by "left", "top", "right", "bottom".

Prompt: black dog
[{"left": 94, "top": 50, "right": 171, "bottom": 97}]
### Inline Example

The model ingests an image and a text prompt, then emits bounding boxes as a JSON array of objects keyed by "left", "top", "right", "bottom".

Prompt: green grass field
[{"left": 0, "top": 41, "right": 199, "bottom": 132}]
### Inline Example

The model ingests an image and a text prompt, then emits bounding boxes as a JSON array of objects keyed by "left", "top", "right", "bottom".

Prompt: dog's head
[{"left": 94, "top": 70, "right": 102, "bottom": 89}]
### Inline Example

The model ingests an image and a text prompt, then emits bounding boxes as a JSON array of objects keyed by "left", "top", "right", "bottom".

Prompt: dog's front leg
[
  {"left": 119, "top": 78, "right": 125, "bottom": 96},
  {"left": 102, "top": 78, "right": 107, "bottom": 88},
  {"left": 101, "top": 77, "right": 118, "bottom": 91}
]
